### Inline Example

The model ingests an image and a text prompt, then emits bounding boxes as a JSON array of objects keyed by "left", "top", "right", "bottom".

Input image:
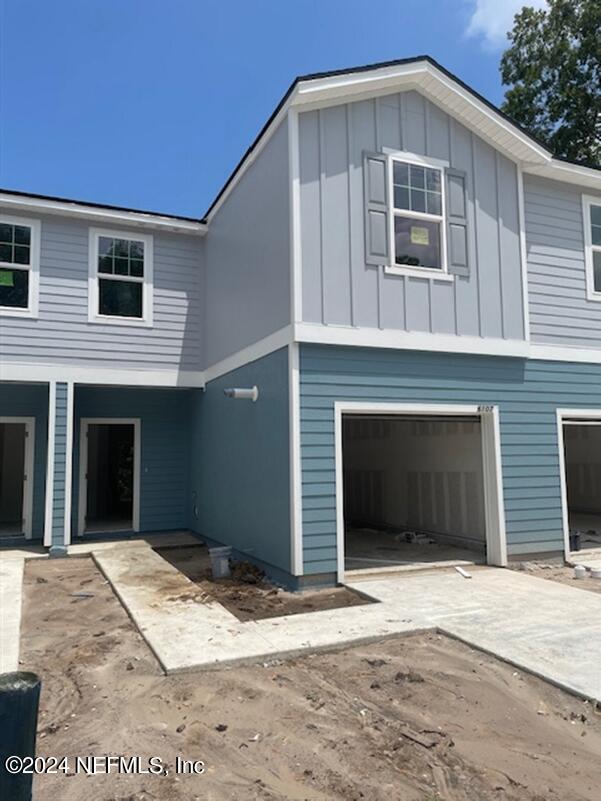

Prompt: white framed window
[
  {"left": 386, "top": 152, "right": 451, "bottom": 280},
  {"left": 583, "top": 195, "right": 601, "bottom": 302},
  {"left": 0, "top": 214, "right": 40, "bottom": 318},
  {"left": 88, "top": 228, "right": 153, "bottom": 326}
]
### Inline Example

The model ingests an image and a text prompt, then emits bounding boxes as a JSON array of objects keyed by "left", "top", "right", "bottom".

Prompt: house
[{"left": 1, "top": 56, "right": 601, "bottom": 589}]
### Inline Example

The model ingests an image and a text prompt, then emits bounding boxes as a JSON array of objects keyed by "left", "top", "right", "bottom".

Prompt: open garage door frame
[
  {"left": 557, "top": 408, "right": 601, "bottom": 560},
  {"left": 334, "top": 402, "right": 508, "bottom": 582}
]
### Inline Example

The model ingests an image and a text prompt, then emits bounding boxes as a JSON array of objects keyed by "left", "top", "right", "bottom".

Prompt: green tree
[{"left": 500, "top": 0, "right": 601, "bottom": 164}]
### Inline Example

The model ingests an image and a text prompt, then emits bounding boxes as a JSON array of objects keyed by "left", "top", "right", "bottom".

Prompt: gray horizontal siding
[
  {"left": 299, "top": 344, "right": 601, "bottom": 574},
  {"left": 525, "top": 175, "right": 601, "bottom": 348},
  {"left": 0, "top": 216, "right": 202, "bottom": 370},
  {"left": 203, "top": 122, "right": 291, "bottom": 367},
  {"left": 51, "top": 382, "right": 68, "bottom": 546},
  {"left": 299, "top": 90, "right": 525, "bottom": 341}
]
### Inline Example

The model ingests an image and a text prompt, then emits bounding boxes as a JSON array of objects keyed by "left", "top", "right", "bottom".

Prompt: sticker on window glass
[
  {"left": 410, "top": 226, "right": 430, "bottom": 246},
  {"left": 0, "top": 270, "right": 14, "bottom": 286}
]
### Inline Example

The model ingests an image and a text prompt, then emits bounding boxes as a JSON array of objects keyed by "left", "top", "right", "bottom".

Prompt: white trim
[
  {"left": 288, "top": 108, "right": 303, "bottom": 324},
  {"left": 204, "top": 325, "right": 294, "bottom": 383},
  {"left": 385, "top": 151, "right": 449, "bottom": 278},
  {"left": 295, "top": 322, "right": 530, "bottom": 358},
  {"left": 0, "top": 361, "right": 204, "bottom": 387},
  {"left": 43, "top": 381, "right": 56, "bottom": 546},
  {"left": 0, "top": 416, "right": 35, "bottom": 539},
  {"left": 525, "top": 160, "right": 601, "bottom": 193},
  {"left": 0, "top": 193, "right": 206, "bottom": 235},
  {"left": 293, "top": 61, "right": 550, "bottom": 165},
  {"left": 294, "top": 322, "right": 601, "bottom": 365},
  {"left": 582, "top": 195, "right": 601, "bottom": 303},
  {"left": 288, "top": 343, "right": 303, "bottom": 575},
  {"left": 384, "top": 265, "right": 455, "bottom": 282},
  {"left": 0, "top": 213, "right": 41, "bottom": 319},
  {"left": 63, "top": 383, "right": 74, "bottom": 546},
  {"left": 556, "top": 408, "right": 601, "bottom": 561},
  {"left": 88, "top": 227, "right": 154, "bottom": 326},
  {"left": 78, "top": 417, "right": 141, "bottom": 536},
  {"left": 333, "top": 401, "right": 507, "bottom": 582}
]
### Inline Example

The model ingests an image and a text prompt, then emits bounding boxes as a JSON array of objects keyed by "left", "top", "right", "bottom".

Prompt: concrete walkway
[
  {"left": 0, "top": 557, "right": 24, "bottom": 673},
  {"left": 94, "top": 544, "right": 601, "bottom": 702}
]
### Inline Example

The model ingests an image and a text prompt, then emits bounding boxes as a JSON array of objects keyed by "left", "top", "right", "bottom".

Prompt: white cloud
[{"left": 466, "top": 0, "right": 548, "bottom": 49}]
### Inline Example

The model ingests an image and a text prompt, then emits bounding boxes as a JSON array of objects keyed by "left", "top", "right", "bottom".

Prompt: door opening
[
  {"left": 0, "top": 417, "right": 34, "bottom": 538},
  {"left": 80, "top": 420, "right": 139, "bottom": 535},
  {"left": 562, "top": 418, "right": 601, "bottom": 552}
]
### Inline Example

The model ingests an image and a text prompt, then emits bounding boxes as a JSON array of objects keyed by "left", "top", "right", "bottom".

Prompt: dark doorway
[
  {"left": 563, "top": 422, "right": 601, "bottom": 551},
  {"left": 85, "top": 423, "right": 134, "bottom": 532},
  {"left": 0, "top": 422, "right": 26, "bottom": 536}
]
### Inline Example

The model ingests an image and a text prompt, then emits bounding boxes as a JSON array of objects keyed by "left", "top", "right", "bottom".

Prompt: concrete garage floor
[
  {"left": 92, "top": 542, "right": 601, "bottom": 703},
  {"left": 345, "top": 526, "right": 484, "bottom": 574}
]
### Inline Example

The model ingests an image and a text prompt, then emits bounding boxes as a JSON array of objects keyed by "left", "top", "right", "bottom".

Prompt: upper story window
[
  {"left": 364, "top": 150, "right": 468, "bottom": 282},
  {"left": 391, "top": 159, "right": 444, "bottom": 271},
  {"left": 88, "top": 228, "right": 153, "bottom": 325},
  {"left": 0, "top": 215, "right": 40, "bottom": 318},
  {"left": 583, "top": 197, "right": 601, "bottom": 301}
]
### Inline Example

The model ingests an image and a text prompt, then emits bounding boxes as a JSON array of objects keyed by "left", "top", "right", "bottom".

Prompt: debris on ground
[
  {"left": 20, "top": 557, "right": 601, "bottom": 801},
  {"left": 153, "top": 545, "right": 371, "bottom": 621}
]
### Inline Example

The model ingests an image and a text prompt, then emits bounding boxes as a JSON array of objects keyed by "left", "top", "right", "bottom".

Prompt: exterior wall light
[{"left": 223, "top": 386, "right": 259, "bottom": 402}]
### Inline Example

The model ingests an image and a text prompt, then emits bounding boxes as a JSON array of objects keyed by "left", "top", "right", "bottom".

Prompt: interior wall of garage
[
  {"left": 564, "top": 425, "right": 601, "bottom": 513},
  {"left": 343, "top": 417, "right": 486, "bottom": 546}
]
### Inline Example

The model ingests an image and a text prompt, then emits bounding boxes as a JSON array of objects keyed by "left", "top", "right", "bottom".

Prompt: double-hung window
[
  {"left": 89, "top": 228, "right": 153, "bottom": 325},
  {"left": 583, "top": 196, "right": 601, "bottom": 301},
  {"left": 390, "top": 157, "right": 447, "bottom": 273},
  {"left": 0, "top": 215, "right": 40, "bottom": 317}
]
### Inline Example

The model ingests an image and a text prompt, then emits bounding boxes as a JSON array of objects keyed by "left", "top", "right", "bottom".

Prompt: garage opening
[
  {"left": 563, "top": 421, "right": 601, "bottom": 552},
  {"left": 83, "top": 422, "right": 135, "bottom": 534},
  {"left": 342, "top": 413, "right": 490, "bottom": 573}
]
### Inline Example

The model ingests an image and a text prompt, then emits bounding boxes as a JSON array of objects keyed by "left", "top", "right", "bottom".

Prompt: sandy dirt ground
[
  {"left": 19, "top": 557, "right": 601, "bottom": 801},
  {"left": 155, "top": 545, "right": 370, "bottom": 620},
  {"left": 515, "top": 563, "right": 601, "bottom": 595}
]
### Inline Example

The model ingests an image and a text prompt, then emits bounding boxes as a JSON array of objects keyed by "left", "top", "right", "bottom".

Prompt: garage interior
[
  {"left": 563, "top": 421, "right": 601, "bottom": 551},
  {"left": 342, "top": 414, "right": 487, "bottom": 571}
]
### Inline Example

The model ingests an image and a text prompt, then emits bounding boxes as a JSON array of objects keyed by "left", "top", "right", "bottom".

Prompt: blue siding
[
  {"left": 51, "top": 382, "right": 68, "bottom": 545},
  {"left": 0, "top": 383, "right": 48, "bottom": 539},
  {"left": 189, "top": 347, "right": 291, "bottom": 573},
  {"left": 72, "top": 387, "right": 192, "bottom": 534},
  {"left": 299, "top": 344, "right": 601, "bottom": 574}
]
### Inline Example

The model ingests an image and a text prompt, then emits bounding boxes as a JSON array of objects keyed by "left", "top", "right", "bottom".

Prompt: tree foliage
[{"left": 500, "top": 0, "right": 601, "bottom": 164}]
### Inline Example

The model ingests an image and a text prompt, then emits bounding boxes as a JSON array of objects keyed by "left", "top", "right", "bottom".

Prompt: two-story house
[{"left": 2, "top": 56, "right": 601, "bottom": 588}]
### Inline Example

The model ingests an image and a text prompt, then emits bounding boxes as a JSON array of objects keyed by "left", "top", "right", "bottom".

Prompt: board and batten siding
[
  {"left": 298, "top": 90, "right": 525, "bottom": 341},
  {"left": 203, "top": 121, "right": 291, "bottom": 368},
  {"left": 72, "top": 386, "right": 193, "bottom": 534},
  {"left": 299, "top": 344, "right": 601, "bottom": 574},
  {"left": 525, "top": 175, "right": 601, "bottom": 348},
  {"left": 0, "top": 215, "right": 202, "bottom": 371}
]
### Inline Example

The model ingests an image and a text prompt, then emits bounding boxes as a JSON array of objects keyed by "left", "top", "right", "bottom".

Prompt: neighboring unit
[{"left": 2, "top": 57, "right": 601, "bottom": 587}]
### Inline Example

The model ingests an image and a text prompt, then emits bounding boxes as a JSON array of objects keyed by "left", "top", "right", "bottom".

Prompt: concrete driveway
[{"left": 92, "top": 543, "right": 601, "bottom": 702}]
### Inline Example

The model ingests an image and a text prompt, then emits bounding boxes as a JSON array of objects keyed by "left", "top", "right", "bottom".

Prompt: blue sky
[{"left": 0, "top": 0, "right": 542, "bottom": 217}]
